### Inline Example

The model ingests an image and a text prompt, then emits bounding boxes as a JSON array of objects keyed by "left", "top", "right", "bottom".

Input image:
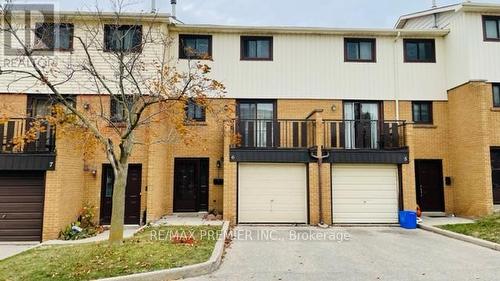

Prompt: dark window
[
  {"left": 483, "top": 16, "right": 500, "bottom": 41},
  {"left": 179, "top": 34, "right": 212, "bottom": 59},
  {"left": 404, "top": 39, "right": 436, "bottom": 63},
  {"left": 186, "top": 99, "right": 206, "bottom": 122},
  {"left": 35, "top": 23, "right": 74, "bottom": 50},
  {"left": 110, "top": 96, "right": 132, "bottom": 122},
  {"left": 344, "top": 38, "right": 376, "bottom": 62},
  {"left": 493, "top": 84, "right": 500, "bottom": 107},
  {"left": 104, "top": 25, "right": 142, "bottom": 52},
  {"left": 241, "top": 36, "right": 273, "bottom": 60},
  {"left": 412, "top": 101, "right": 433, "bottom": 124}
]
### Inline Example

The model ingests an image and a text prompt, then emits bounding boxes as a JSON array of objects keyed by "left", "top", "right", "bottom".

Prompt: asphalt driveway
[{"left": 186, "top": 226, "right": 500, "bottom": 281}]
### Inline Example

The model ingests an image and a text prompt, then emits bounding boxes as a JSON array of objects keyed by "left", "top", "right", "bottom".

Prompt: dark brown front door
[
  {"left": 491, "top": 149, "right": 500, "bottom": 204},
  {"left": 100, "top": 164, "right": 142, "bottom": 225},
  {"left": 174, "top": 158, "right": 209, "bottom": 212},
  {"left": 0, "top": 171, "right": 45, "bottom": 241},
  {"left": 415, "top": 160, "right": 445, "bottom": 212}
]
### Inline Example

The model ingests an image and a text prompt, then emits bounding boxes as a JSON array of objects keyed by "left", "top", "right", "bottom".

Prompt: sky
[{"left": 10, "top": 0, "right": 500, "bottom": 28}]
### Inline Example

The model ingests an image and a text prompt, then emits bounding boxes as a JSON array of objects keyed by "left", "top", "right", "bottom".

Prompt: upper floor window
[
  {"left": 483, "top": 16, "right": 500, "bottom": 41},
  {"left": 404, "top": 39, "right": 436, "bottom": 63},
  {"left": 344, "top": 38, "right": 376, "bottom": 62},
  {"left": 104, "top": 25, "right": 142, "bottom": 53},
  {"left": 493, "top": 84, "right": 500, "bottom": 107},
  {"left": 185, "top": 99, "right": 206, "bottom": 122},
  {"left": 110, "top": 95, "right": 132, "bottom": 122},
  {"left": 241, "top": 36, "right": 273, "bottom": 61},
  {"left": 179, "top": 34, "right": 212, "bottom": 59},
  {"left": 412, "top": 101, "right": 433, "bottom": 124},
  {"left": 35, "top": 23, "right": 74, "bottom": 51}
]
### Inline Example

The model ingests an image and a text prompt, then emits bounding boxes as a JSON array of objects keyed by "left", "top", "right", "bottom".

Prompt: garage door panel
[
  {"left": 239, "top": 163, "right": 307, "bottom": 224},
  {"left": 332, "top": 164, "right": 399, "bottom": 224},
  {"left": 0, "top": 171, "right": 44, "bottom": 241}
]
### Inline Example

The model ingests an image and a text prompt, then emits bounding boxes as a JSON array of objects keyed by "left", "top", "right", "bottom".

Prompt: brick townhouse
[{"left": 0, "top": 2, "right": 499, "bottom": 241}]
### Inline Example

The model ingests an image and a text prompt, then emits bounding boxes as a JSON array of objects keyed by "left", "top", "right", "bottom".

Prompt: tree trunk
[{"left": 108, "top": 164, "right": 128, "bottom": 244}]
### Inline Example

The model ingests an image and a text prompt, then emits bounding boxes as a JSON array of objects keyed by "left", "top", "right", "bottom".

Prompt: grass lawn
[
  {"left": 438, "top": 214, "right": 500, "bottom": 244},
  {"left": 0, "top": 225, "right": 221, "bottom": 281}
]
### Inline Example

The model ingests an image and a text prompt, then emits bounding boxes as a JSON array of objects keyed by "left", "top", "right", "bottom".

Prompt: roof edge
[{"left": 169, "top": 24, "right": 450, "bottom": 37}]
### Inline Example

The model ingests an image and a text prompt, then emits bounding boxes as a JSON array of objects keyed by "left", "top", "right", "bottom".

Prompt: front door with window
[
  {"left": 491, "top": 149, "right": 500, "bottom": 205},
  {"left": 173, "top": 158, "right": 209, "bottom": 212},
  {"left": 344, "top": 101, "right": 380, "bottom": 149},
  {"left": 415, "top": 160, "right": 445, "bottom": 212},
  {"left": 100, "top": 164, "right": 142, "bottom": 225},
  {"left": 238, "top": 101, "right": 276, "bottom": 148}
]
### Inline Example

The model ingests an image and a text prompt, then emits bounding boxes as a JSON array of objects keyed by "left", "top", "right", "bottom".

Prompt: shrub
[{"left": 59, "top": 204, "right": 103, "bottom": 240}]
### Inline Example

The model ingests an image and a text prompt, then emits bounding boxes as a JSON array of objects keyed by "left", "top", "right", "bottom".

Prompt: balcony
[
  {"left": 229, "top": 118, "right": 409, "bottom": 164},
  {"left": 0, "top": 118, "right": 56, "bottom": 170}
]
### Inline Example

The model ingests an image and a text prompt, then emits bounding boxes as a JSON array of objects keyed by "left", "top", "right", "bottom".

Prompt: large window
[
  {"left": 483, "top": 16, "right": 500, "bottom": 41},
  {"left": 404, "top": 39, "right": 436, "bottom": 63},
  {"left": 104, "top": 25, "right": 142, "bottom": 52},
  {"left": 35, "top": 23, "right": 74, "bottom": 51},
  {"left": 185, "top": 99, "right": 206, "bottom": 122},
  {"left": 493, "top": 84, "right": 500, "bottom": 107},
  {"left": 241, "top": 36, "right": 273, "bottom": 61},
  {"left": 179, "top": 34, "right": 212, "bottom": 59},
  {"left": 412, "top": 101, "right": 433, "bottom": 124},
  {"left": 344, "top": 38, "right": 376, "bottom": 62}
]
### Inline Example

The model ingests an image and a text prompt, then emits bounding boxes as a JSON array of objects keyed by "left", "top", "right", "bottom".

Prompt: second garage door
[
  {"left": 332, "top": 164, "right": 399, "bottom": 224},
  {"left": 238, "top": 163, "right": 307, "bottom": 223},
  {"left": 0, "top": 171, "right": 45, "bottom": 241}
]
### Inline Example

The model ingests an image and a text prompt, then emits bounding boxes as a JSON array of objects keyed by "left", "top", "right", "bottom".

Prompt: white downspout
[{"left": 393, "top": 31, "right": 401, "bottom": 120}]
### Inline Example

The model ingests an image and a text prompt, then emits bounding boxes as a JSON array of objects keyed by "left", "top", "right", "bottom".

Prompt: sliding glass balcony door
[
  {"left": 344, "top": 101, "right": 380, "bottom": 149},
  {"left": 238, "top": 101, "right": 275, "bottom": 148}
]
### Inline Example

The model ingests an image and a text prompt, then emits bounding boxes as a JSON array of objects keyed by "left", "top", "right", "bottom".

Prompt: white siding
[
  {"left": 0, "top": 18, "right": 168, "bottom": 95},
  {"left": 403, "top": 12, "right": 454, "bottom": 29},
  {"left": 170, "top": 32, "right": 448, "bottom": 101}
]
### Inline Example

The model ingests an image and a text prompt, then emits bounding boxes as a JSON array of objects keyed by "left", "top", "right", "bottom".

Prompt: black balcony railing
[
  {"left": 0, "top": 118, "right": 55, "bottom": 153},
  {"left": 232, "top": 119, "right": 316, "bottom": 149},
  {"left": 323, "top": 119, "right": 406, "bottom": 150}
]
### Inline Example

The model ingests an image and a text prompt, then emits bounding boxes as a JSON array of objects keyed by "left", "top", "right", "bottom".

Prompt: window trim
[
  {"left": 103, "top": 24, "right": 143, "bottom": 53},
  {"left": 344, "top": 38, "right": 376, "bottom": 63},
  {"left": 185, "top": 99, "right": 206, "bottom": 122},
  {"left": 482, "top": 15, "right": 500, "bottom": 42},
  {"left": 493, "top": 83, "right": 500, "bottom": 108},
  {"left": 403, "top": 39, "right": 436, "bottom": 63},
  {"left": 34, "top": 22, "right": 74, "bottom": 52},
  {"left": 240, "top": 36, "right": 273, "bottom": 61},
  {"left": 412, "top": 101, "right": 433, "bottom": 124},
  {"left": 179, "top": 34, "right": 213, "bottom": 60}
]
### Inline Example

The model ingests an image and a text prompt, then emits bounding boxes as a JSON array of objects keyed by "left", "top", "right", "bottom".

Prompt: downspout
[{"left": 393, "top": 31, "right": 402, "bottom": 120}]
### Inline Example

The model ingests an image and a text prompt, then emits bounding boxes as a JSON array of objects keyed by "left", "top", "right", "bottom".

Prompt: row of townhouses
[{"left": 0, "top": 2, "right": 499, "bottom": 241}]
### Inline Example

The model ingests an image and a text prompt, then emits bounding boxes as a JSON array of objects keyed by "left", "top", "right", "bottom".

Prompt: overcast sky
[{"left": 12, "top": 0, "right": 500, "bottom": 28}]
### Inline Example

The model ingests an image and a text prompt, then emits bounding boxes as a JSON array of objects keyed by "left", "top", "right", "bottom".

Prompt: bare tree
[{"left": 0, "top": 2, "right": 227, "bottom": 244}]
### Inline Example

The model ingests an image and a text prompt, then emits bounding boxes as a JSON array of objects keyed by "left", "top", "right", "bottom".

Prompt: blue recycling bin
[{"left": 399, "top": 211, "right": 417, "bottom": 229}]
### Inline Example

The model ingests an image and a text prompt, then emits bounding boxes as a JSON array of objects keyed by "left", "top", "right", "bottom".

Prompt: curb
[
  {"left": 418, "top": 223, "right": 500, "bottom": 252},
  {"left": 96, "top": 221, "right": 230, "bottom": 281}
]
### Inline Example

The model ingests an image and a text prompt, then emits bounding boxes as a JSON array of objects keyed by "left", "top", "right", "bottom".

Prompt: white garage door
[
  {"left": 332, "top": 164, "right": 399, "bottom": 224},
  {"left": 238, "top": 163, "right": 307, "bottom": 223}
]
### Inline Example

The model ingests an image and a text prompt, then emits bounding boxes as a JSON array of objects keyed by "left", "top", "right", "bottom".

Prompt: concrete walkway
[
  {"left": 419, "top": 215, "right": 475, "bottom": 226},
  {"left": 154, "top": 213, "right": 224, "bottom": 226},
  {"left": 0, "top": 242, "right": 39, "bottom": 260},
  {"left": 185, "top": 226, "right": 500, "bottom": 281}
]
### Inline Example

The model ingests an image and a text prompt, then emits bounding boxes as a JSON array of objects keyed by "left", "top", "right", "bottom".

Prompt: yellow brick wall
[{"left": 448, "top": 82, "right": 494, "bottom": 217}]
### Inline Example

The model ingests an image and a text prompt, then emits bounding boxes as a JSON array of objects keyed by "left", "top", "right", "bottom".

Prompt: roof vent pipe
[
  {"left": 151, "top": 0, "right": 156, "bottom": 13},
  {"left": 432, "top": 0, "right": 437, "bottom": 8},
  {"left": 171, "top": 0, "right": 177, "bottom": 18}
]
